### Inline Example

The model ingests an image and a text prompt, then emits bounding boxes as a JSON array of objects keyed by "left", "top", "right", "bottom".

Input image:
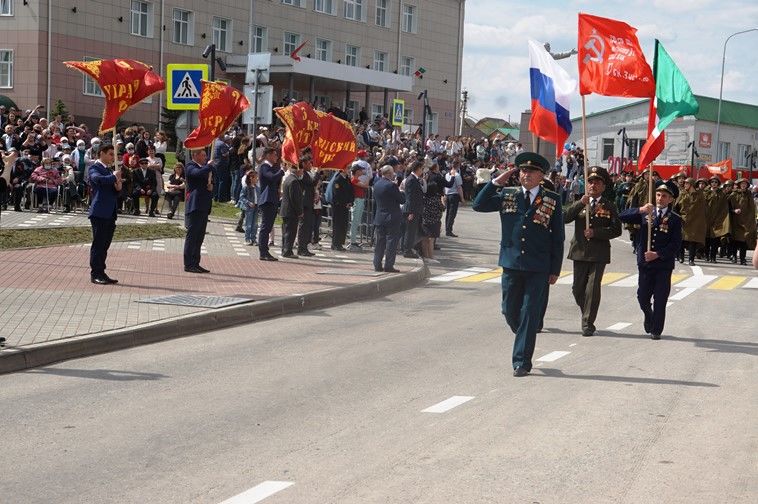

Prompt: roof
[
  {"left": 571, "top": 95, "right": 758, "bottom": 129},
  {"left": 474, "top": 117, "right": 516, "bottom": 135}
]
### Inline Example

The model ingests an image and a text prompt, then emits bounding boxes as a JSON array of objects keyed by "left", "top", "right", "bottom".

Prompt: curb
[{"left": 0, "top": 262, "right": 429, "bottom": 374}]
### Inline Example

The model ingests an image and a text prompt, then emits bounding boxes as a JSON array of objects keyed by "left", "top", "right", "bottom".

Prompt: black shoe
[
  {"left": 446, "top": 232, "right": 458, "bottom": 237},
  {"left": 102, "top": 275, "right": 118, "bottom": 284},
  {"left": 235, "top": 226, "right": 244, "bottom": 233},
  {"left": 384, "top": 267, "right": 400, "bottom": 273},
  {"left": 582, "top": 328, "right": 594, "bottom": 337},
  {"left": 730, "top": 257, "right": 737, "bottom": 264},
  {"left": 433, "top": 244, "right": 441, "bottom": 250},
  {"left": 0, "top": 336, "right": 5, "bottom": 346},
  {"left": 298, "top": 250, "right": 315, "bottom": 257},
  {"left": 374, "top": 266, "right": 384, "bottom": 272},
  {"left": 14, "top": 206, "right": 21, "bottom": 212},
  {"left": 281, "top": 251, "right": 298, "bottom": 258},
  {"left": 332, "top": 246, "right": 346, "bottom": 251},
  {"left": 148, "top": 212, "right": 155, "bottom": 217},
  {"left": 91, "top": 276, "right": 109, "bottom": 285},
  {"left": 196, "top": 266, "right": 210, "bottom": 273},
  {"left": 184, "top": 266, "right": 204, "bottom": 273},
  {"left": 260, "top": 255, "right": 279, "bottom": 261},
  {"left": 134, "top": 209, "right": 141, "bottom": 216},
  {"left": 513, "top": 367, "right": 529, "bottom": 377},
  {"left": 651, "top": 333, "right": 661, "bottom": 340},
  {"left": 403, "top": 251, "right": 419, "bottom": 259},
  {"left": 740, "top": 260, "right": 747, "bottom": 266},
  {"left": 167, "top": 212, "right": 174, "bottom": 219},
  {"left": 643, "top": 315, "right": 652, "bottom": 334}
]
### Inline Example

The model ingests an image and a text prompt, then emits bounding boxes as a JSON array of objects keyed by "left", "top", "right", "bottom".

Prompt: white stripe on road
[
  {"left": 556, "top": 274, "right": 574, "bottom": 285},
  {"left": 675, "top": 275, "right": 716, "bottom": 289},
  {"left": 430, "top": 267, "right": 490, "bottom": 282},
  {"left": 484, "top": 276, "right": 502, "bottom": 284},
  {"left": 666, "top": 302, "right": 674, "bottom": 307},
  {"left": 536, "top": 351, "right": 571, "bottom": 362},
  {"left": 609, "top": 274, "right": 639, "bottom": 287},
  {"left": 421, "top": 395, "right": 475, "bottom": 413},
  {"left": 219, "top": 481, "right": 294, "bottom": 504},
  {"left": 690, "top": 265, "right": 704, "bottom": 276},
  {"left": 606, "top": 322, "right": 632, "bottom": 331},
  {"left": 669, "top": 287, "right": 697, "bottom": 301},
  {"left": 743, "top": 278, "right": 758, "bottom": 289}
]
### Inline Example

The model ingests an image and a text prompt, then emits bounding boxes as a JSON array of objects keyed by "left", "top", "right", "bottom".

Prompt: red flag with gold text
[
  {"left": 274, "top": 102, "right": 320, "bottom": 165},
  {"left": 184, "top": 81, "right": 250, "bottom": 149},
  {"left": 63, "top": 59, "right": 165, "bottom": 133},
  {"left": 311, "top": 111, "right": 357, "bottom": 170},
  {"left": 577, "top": 13, "right": 655, "bottom": 97}
]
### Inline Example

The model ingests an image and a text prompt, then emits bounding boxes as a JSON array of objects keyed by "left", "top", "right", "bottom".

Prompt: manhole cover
[
  {"left": 316, "top": 269, "right": 384, "bottom": 277},
  {"left": 137, "top": 294, "right": 254, "bottom": 309}
]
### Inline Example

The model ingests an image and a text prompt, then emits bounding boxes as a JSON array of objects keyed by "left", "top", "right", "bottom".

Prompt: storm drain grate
[{"left": 137, "top": 294, "right": 255, "bottom": 309}]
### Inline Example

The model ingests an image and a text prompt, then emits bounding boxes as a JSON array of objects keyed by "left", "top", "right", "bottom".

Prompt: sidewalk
[{"left": 0, "top": 218, "right": 427, "bottom": 372}]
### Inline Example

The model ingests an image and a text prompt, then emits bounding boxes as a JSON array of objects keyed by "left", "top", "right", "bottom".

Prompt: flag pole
[
  {"left": 647, "top": 159, "right": 653, "bottom": 252},
  {"left": 112, "top": 127, "right": 119, "bottom": 174},
  {"left": 581, "top": 95, "right": 590, "bottom": 228}
]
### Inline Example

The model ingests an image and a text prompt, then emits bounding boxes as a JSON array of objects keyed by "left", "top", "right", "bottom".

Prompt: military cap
[
  {"left": 586, "top": 166, "right": 611, "bottom": 186},
  {"left": 737, "top": 178, "right": 750, "bottom": 187},
  {"left": 723, "top": 180, "right": 734, "bottom": 186},
  {"left": 708, "top": 175, "right": 721, "bottom": 183},
  {"left": 675, "top": 171, "right": 687, "bottom": 179},
  {"left": 656, "top": 180, "right": 679, "bottom": 199},
  {"left": 515, "top": 152, "right": 550, "bottom": 173},
  {"left": 685, "top": 177, "right": 697, "bottom": 185}
]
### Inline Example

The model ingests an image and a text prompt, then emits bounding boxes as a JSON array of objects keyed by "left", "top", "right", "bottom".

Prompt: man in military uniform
[
  {"left": 563, "top": 166, "right": 622, "bottom": 336},
  {"left": 473, "top": 152, "right": 564, "bottom": 377},
  {"left": 721, "top": 180, "right": 735, "bottom": 260},
  {"left": 675, "top": 177, "right": 707, "bottom": 265},
  {"left": 620, "top": 180, "right": 683, "bottom": 340},
  {"left": 728, "top": 178, "right": 757, "bottom": 265},
  {"left": 625, "top": 171, "right": 660, "bottom": 252},
  {"left": 615, "top": 171, "right": 634, "bottom": 213},
  {"left": 704, "top": 176, "right": 730, "bottom": 263}
]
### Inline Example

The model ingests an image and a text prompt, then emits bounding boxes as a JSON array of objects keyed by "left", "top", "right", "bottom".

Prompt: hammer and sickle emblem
[{"left": 583, "top": 31, "right": 605, "bottom": 65}]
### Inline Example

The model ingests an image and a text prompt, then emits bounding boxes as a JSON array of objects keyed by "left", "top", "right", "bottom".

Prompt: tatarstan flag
[{"left": 637, "top": 40, "right": 699, "bottom": 170}]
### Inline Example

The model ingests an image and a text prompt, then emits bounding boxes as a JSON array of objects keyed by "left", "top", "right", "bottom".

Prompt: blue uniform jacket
[
  {"left": 372, "top": 177, "right": 405, "bottom": 227},
  {"left": 185, "top": 160, "right": 213, "bottom": 215},
  {"left": 88, "top": 161, "right": 118, "bottom": 220},
  {"left": 473, "top": 182, "right": 565, "bottom": 276},
  {"left": 619, "top": 207, "right": 682, "bottom": 270},
  {"left": 258, "top": 161, "right": 284, "bottom": 205}
]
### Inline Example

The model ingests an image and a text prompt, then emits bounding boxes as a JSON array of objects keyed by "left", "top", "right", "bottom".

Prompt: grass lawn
[{"left": 0, "top": 223, "right": 186, "bottom": 250}]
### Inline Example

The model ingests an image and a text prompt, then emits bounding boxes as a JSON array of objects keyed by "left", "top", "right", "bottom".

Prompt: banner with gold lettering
[
  {"left": 63, "top": 58, "right": 165, "bottom": 134},
  {"left": 311, "top": 111, "right": 357, "bottom": 170},
  {"left": 274, "top": 101, "right": 320, "bottom": 165},
  {"left": 184, "top": 80, "right": 250, "bottom": 150}
]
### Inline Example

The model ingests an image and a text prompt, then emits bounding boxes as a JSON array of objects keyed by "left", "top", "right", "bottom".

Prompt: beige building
[{"left": 0, "top": 0, "right": 465, "bottom": 135}]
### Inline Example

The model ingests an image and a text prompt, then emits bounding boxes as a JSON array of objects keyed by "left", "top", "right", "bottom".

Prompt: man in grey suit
[
  {"left": 373, "top": 165, "right": 406, "bottom": 272},
  {"left": 402, "top": 160, "right": 425, "bottom": 258},
  {"left": 279, "top": 163, "right": 304, "bottom": 258}
]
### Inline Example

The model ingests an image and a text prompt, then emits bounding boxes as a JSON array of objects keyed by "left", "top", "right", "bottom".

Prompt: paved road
[{"left": 2, "top": 207, "right": 756, "bottom": 503}]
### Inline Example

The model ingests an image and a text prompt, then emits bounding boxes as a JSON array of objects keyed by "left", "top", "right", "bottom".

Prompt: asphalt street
[{"left": 2, "top": 206, "right": 756, "bottom": 504}]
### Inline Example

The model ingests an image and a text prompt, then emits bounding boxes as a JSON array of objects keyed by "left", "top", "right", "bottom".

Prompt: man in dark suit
[
  {"left": 620, "top": 180, "right": 683, "bottom": 340},
  {"left": 402, "top": 160, "right": 425, "bottom": 258},
  {"left": 88, "top": 144, "right": 122, "bottom": 284},
  {"left": 279, "top": 163, "right": 304, "bottom": 258},
  {"left": 258, "top": 147, "right": 284, "bottom": 261},
  {"left": 563, "top": 166, "right": 622, "bottom": 336},
  {"left": 297, "top": 156, "right": 318, "bottom": 257},
  {"left": 331, "top": 167, "right": 354, "bottom": 251},
  {"left": 132, "top": 157, "right": 159, "bottom": 217},
  {"left": 473, "top": 152, "right": 564, "bottom": 377},
  {"left": 183, "top": 148, "right": 214, "bottom": 273},
  {"left": 373, "top": 165, "right": 406, "bottom": 272}
]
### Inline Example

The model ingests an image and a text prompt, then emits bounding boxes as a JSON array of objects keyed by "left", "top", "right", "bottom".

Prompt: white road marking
[
  {"left": 606, "top": 322, "right": 632, "bottom": 331},
  {"left": 610, "top": 274, "right": 639, "bottom": 287},
  {"left": 569, "top": 343, "right": 577, "bottom": 347},
  {"left": 690, "top": 265, "right": 704, "bottom": 276},
  {"left": 421, "top": 395, "right": 475, "bottom": 413},
  {"left": 675, "top": 275, "right": 716, "bottom": 289},
  {"left": 556, "top": 274, "right": 574, "bottom": 285},
  {"left": 536, "top": 351, "right": 571, "bottom": 362},
  {"left": 484, "top": 276, "right": 502, "bottom": 284},
  {"left": 669, "top": 287, "right": 697, "bottom": 301},
  {"left": 666, "top": 302, "right": 674, "bottom": 307},
  {"left": 615, "top": 237, "right": 632, "bottom": 245},
  {"left": 743, "top": 278, "right": 758, "bottom": 289},
  {"left": 430, "top": 267, "right": 491, "bottom": 282},
  {"left": 219, "top": 481, "right": 295, "bottom": 504}
]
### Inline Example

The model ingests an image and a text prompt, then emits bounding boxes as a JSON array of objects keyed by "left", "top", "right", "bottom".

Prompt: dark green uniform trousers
[
  {"left": 501, "top": 269, "right": 549, "bottom": 372},
  {"left": 571, "top": 260, "right": 606, "bottom": 332}
]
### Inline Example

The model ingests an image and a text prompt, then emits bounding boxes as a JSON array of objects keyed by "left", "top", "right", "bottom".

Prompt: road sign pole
[{"left": 252, "top": 69, "right": 260, "bottom": 146}]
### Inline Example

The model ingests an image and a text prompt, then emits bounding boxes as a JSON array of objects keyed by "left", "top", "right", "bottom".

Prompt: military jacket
[
  {"left": 619, "top": 207, "right": 683, "bottom": 270},
  {"left": 675, "top": 189, "right": 707, "bottom": 245},
  {"left": 704, "top": 188, "right": 730, "bottom": 238},
  {"left": 473, "top": 182, "right": 564, "bottom": 275},
  {"left": 728, "top": 189, "right": 757, "bottom": 247},
  {"left": 564, "top": 197, "right": 622, "bottom": 264}
]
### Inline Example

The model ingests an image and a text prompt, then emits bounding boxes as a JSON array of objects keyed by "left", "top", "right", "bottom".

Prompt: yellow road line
[
  {"left": 458, "top": 269, "right": 502, "bottom": 283},
  {"left": 670, "top": 274, "right": 689, "bottom": 285},
  {"left": 559, "top": 270, "right": 572, "bottom": 277},
  {"left": 707, "top": 275, "right": 747, "bottom": 290},
  {"left": 601, "top": 272, "right": 629, "bottom": 285}
]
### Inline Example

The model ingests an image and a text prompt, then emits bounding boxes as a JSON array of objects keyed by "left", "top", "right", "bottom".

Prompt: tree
[
  {"left": 51, "top": 99, "right": 70, "bottom": 122},
  {"left": 159, "top": 107, "right": 182, "bottom": 151}
]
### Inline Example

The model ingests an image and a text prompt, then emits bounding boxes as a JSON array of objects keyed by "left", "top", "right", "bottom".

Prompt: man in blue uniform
[
  {"left": 184, "top": 148, "right": 214, "bottom": 273},
  {"left": 619, "top": 180, "right": 682, "bottom": 340},
  {"left": 88, "top": 144, "right": 122, "bottom": 284},
  {"left": 473, "top": 152, "right": 565, "bottom": 377}
]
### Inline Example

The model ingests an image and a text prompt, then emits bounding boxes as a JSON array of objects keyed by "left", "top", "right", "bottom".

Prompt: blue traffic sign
[{"left": 166, "top": 63, "right": 208, "bottom": 110}]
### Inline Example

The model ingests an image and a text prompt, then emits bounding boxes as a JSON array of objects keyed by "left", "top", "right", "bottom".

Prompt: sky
[{"left": 461, "top": 0, "right": 758, "bottom": 125}]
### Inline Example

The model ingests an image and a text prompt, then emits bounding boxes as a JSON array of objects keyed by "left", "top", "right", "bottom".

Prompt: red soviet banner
[
  {"left": 578, "top": 13, "right": 655, "bottom": 97},
  {"left": 274, "top": 101, "right": 320, "bottom": 165},
  {"left": 311, "top": 111, "right": 357, "bottom": 170},
  {"left": 63, "top": 58, "right": 165, "bottom": 133},
  {"left": 184, "top": 81, "right": 250, "bottom": 149}
]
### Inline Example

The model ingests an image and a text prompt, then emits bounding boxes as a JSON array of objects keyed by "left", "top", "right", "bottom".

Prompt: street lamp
[
  {"left": 715, "top": 28, "right": 758, "bottom": 160},
  {"left": 202, "top": 44, "right": 227, "bottom": 81}
]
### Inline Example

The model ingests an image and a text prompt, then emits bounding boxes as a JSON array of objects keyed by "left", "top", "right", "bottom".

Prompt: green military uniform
[
  {"left": 704, "top": 178, "right": 731, "bottom": 262},
  {"left": 473, "top": 152, "right": 564, "bottom": 377},
  {"left": 674, "top": 178, "right": 707, "bottom": 265},
  {"left": 563, "top": 167, "right": 622, "bottom": 335},
  {"left": 728, "top": 181, "right": 757, "bottom": 264}
]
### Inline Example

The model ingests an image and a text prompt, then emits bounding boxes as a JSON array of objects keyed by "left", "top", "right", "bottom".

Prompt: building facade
[{"left": 0, "top": 0, "right": 465, "bottom": 134}]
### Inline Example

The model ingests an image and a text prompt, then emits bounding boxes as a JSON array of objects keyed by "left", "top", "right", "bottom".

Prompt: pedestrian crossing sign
[{"left": 166, "top": 63, "right": 208, "bottom": 110}]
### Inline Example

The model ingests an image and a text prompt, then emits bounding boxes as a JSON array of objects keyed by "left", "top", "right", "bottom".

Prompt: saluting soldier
[
  {"left": 704, "top": 176, "right": 730, "bottom": 263},
  {"left": 473, "top": 152, "right": 564, "bottom": 377},
  {"left": 620, "top": 180, "right": 683, "bottom": 340},
  {"left": 727, "top": 178, "right": 757, "bottom": 265},
  {"left": 563, "top": 166, "right": 622, "bottom": 336},
  {"left": 675, "top": 177, "right": 707, "bottom": 265}
]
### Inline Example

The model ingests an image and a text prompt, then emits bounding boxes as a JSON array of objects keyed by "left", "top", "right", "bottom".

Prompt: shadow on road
[
  {"left": 25, "top": 368, "right": 169, "bottom": 381},
  {"left": 535, "top": 367, "right": 719, "bottom": 388},
  {"left": 598, "top": 332, "right": 758, "bottom": 356}
]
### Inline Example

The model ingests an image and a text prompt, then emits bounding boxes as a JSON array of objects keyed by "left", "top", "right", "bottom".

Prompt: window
[
  {"left": 1, "top": 0, "right": 13, "bottom": 16},
  {"left": 172, "top": 9, "right": 193, "bottom": 45},
  {"left": 282, "top": 0, "right": 303, "bottom": 6},
  {"left": 718, "top": 141, "right": 730, "bottom": 161},
  {"left": 315, "top": 38, "right": 332, "bottom": 62},
  {"left": 737, "top": 144, "right": 752, "bottom": 168},
  {"left": 403, "top": 107, "right": 414, "bottom": 125},
  {"left": 402, "top": 4, "right": 417, "bottom": 33},
  {"left": 82, "top": 57, "right": 104, "bottom": 97},
  {"left": 253, "top": 26, "right": 267, "bottom": 52},
  {"left": 212, "top": 17, "right": 231, "bottom": 52},
  {"left": 314, "top": 0, "right": 334, "bottom": 14},
  {"left": 314, "top": 95, "right": 331, "bottom": 109},
  {"left": 371, "top": 104, "right": 385, "bottom": 120},
  {"left": 130, "top": 0, "right": 151, "bottom": 37},
  {"left": 345, "top": 99, "right": 359, "bottom": 121},
  {"left": 375, "top": 0, "right": 389, "bottom": 27},
  {"left": 373, "top": 50, "right": 387, "bottom": 72},
  {"left": 0, "top": 50, "right": 12, "bottom": 88},
  {"left": 284, "top": 32, "right": 301, "bottom": 56},
  {"left": 345, "top": 45, "right": 360, "bottom": 67},
  {"left": 626, "top": 139, "right": 642, "bottom": 159},
  {"left": 344, "top": 0, "right": 364, "bottom": 21},
  {"left": 400, "top": 56, "right": 414, "bottom": 76},
  {"left": 425, "top": 112, "right": 438, "bottom": 135},
  {"left": 602, "top": 138, "right": 615, "bottom": 160}
]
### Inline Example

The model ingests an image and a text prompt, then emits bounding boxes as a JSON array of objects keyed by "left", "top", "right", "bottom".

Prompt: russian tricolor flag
[{"left": 528, "top": 40, "right": 577, "bottom": 157}]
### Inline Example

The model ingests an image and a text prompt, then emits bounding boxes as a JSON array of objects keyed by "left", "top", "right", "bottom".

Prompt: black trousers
[
  {"left": 332, "top": 204, "right": 350, "bottom": 248},
  {"left": 297, "top": 207, "right": 314, "bottom": 252},
  {"left": 89, "top": 216, "right": 116, "bottom": 278},
  {"left": 373, "top": 222, "right": 401, "bottom": 270},
  {"left": 445, "top": 194, "right": 461, "bottom": 234},
  {"left": 637, "top": 267, "right": 673, "bottom": 336},
  {"left": 184, "top": 210, "right": 209, "bottom": 268},
  {"left": 164, "top": 191, "right": 183, "bottom": 213},
  {"left": 403, "top": 213, "right": 421, "bottom": 253},
  {"left": 258, "top": 203, "right": 277, "bottom": 257},
  {"left": 281, "top": 215, "right": 299, "bottom": 254}
]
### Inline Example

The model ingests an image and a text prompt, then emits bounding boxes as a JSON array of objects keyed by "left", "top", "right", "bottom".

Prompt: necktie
[
  {"left": 524, "top": 190, "right": 531, "bottom": 207},
  {"left": 590, "top": 198, "right": 596, "bottom": 213}
]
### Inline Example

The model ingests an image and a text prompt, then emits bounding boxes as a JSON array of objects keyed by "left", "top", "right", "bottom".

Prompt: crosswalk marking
[
  {"left": 421, "top": 396, "right": 475, "bottom": 413},
  {"left": 675, "top": 274, "right": 717, "bottom": 289},
  {"left": 601, "top": 272, "right": 629, "bottom": 285},
  {"left": 743, "top": 278, "right": 758, "bottom": 289},
  {"left": 556, "top": 273, "right": 574, "bottom": 285},
  {"left": 458, "top": 268, "right": 502, "bottom": 283},
  {"left": 430, "top": 267, "right": 490, "bottom": 282},
  {"left": 670, "top": 273, "right": 689, "bottom": 285},
  {"left": 609, "top": 273, "right": 638, "bottom": 287},
  {"left": 219, "top": 481, "right": 294, "bottom": 504},
  {"left": 536, "top": 351, "right": 571, "bottom": 362},
  {"left": 606, "top": 322, "right": 632, "bottom": 331},
  {"left": 707, "top": 275, "right": 746, "bottom": 290}
]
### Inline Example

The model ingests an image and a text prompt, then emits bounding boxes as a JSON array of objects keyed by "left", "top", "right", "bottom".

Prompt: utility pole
[
  {"left": 687, "top": 141, "right": 699, "bottom": 178},
  {"left": 458, "top": 89, "right": 468, "bottom": 136}
]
